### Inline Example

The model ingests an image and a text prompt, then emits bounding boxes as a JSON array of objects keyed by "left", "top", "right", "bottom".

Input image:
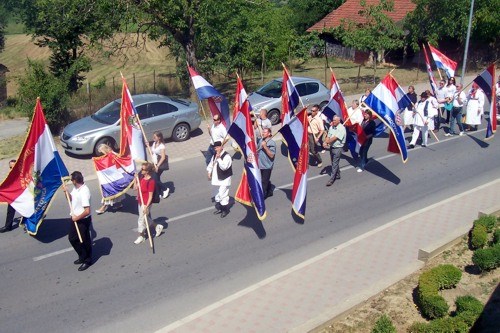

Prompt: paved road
[{"left": 0, "top": 126, "right": 498, "bottom": 332}]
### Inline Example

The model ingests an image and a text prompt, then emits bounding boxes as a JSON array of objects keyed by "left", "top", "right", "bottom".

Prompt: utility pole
[{"left": 460, "top": 0, "right": 475, "bottom": 84}]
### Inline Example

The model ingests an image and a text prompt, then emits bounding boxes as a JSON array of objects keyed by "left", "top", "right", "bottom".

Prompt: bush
[
  {"left": 493, "top": 229, "right": 500, "bottom": 244},
  {"left": 16, "top": 60, "right": 70, "bottom": 133},
  {"left": 472, "top": 243, "right": 500, "bottom": 271},
  {"left": 408, "top": 317, "right": 469, "bottom": 333},
  {"left": 417, "top": 264, "right": 462, "bottom": 319},
  {"left": 471, "top": 224, "right": 488, "bottom": 249},
  {"left": 372, "top": 314, "right": 396, "bottom": 333},
  {"left": 474, "top": 215, "right": 497, "bottom": 232},
  {"left": 455, "top": 295, "right": 483, "bottom": 315}
]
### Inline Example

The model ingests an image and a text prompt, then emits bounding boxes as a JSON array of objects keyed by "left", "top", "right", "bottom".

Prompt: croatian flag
[
  {"left": 474, "top": 64, "right": 496, "bottom": 139},
  {"left": 323, "top": 71, "right": 349, "bottom": 121},
  {"left": 281, "top": 65, "right": 300, "bottom": 124},
  {"left": 422, "top": 45, "right": 438, "bottom": 95},
  {"left": 279, "top": 107, "right": 308, "bottom": 171},
  {"left": 119, "top": 77, "right": 146, "bottom": 162},
  {"left": 188, "top": 66, "right": 231, "bottom": 129},
  {"left": 0, "top": 98, "right": 69, "bottom": 235},
  {"left": 364, "top": 75, "right": 412, "bottom": 163},
  {"left": 428, "top": 44, "right": 457, "bottom": 79},
  {"left": 93, "top": 153, "right": 135, "bottom": 200},
  {"left": 228, "top": 101, "right": 266, "bottom": 220},
  {"left": 280, "top": 108, "right": 308, "bottom": 219},
  {"left": 233, "top": 75, "right": 251, "bottom": 120},
  {"left": 345, "top": 123, "right": 367, "bottom": 159}
]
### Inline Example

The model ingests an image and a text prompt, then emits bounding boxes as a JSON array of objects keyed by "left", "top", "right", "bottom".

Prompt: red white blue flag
[
  {"left": 323, "top": 71, "right": 348, "bottom": 121},
  {"left": 119, "top": 77, "right": 146, "bottom": 163},
  {"left": 228, "top": 101, "right": 266, "bottom": 220},
  {"left": 422, "top": 45, "right": 438, "bottom": 95},
  {"left": 233, "top": 75, "right": 251, "bottom": 120},
  {"left": 428, "top": 43, "right": 457, "bottom": 79},
  {"left": 93, "top": 153, "right": 135, "bottom": 200},
  {"left": 279, "top": 108, "right": 309, "bottom": 219},
  {"left": 474, "top": 64, "right": 497, "bottom": 139},
  {"left": 0, "top": 98, "right": 69, "bottom": 235},
  {"left": 364, "top": 75, "right": 412, "bottom": 163},
  {"left": 188, "top": 66, "right": 231, "bottom": 129},
  {"left": 281, "top": 65, "right": 300, "bottom": 124}
]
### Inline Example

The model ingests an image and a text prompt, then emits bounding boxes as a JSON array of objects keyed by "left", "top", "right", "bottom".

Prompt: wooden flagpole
[
  {"left": 135, "top": 174, "right": 154, "bottom": 250},
  {"left": 62, "top": 180, "right": 83, "bottom": 243}
]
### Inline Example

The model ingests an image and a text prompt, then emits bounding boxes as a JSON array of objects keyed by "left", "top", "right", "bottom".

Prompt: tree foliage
[
  {"left": 0, "top": 3, "right": 7, "bottom": 53},
  {"left": 287, "top": 0, "right": 344, "bottom": 33},
  {"left": 13, "top": 0, "right": 125, "bottom": 92},
  {"left": 330, "top": 0, "right": 405, "bottom": 62}
]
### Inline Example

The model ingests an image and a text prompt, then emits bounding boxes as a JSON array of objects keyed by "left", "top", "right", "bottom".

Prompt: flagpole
[
  {"left": 135, "top": 174, "right": 154, "bottom": 250},
  {"left": 62, "top": 180, "right": 83, "bottom": 243}
]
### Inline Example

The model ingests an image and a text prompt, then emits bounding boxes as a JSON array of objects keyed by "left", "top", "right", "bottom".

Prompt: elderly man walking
[{"left": 323, "top": 116, "right": 346, "bottom": 187}]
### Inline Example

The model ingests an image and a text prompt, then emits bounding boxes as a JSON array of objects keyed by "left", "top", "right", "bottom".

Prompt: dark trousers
[
  {"left": 68, "top": 216, "right": 92, "bottom": 264},
  {"left": 358, "top": 140, "right": 373, "bottom": 170},
  {"left": 4, "top": 204, "right": 15, "bottom": 229},
  {"left": 329, "top": 147, "right": 342, "bottom": 182},
  {"left": 449, "top": 107, "right": 464, "bottom": 134},
  {"left": 261, "top": 168, "right": 273, "bottom": 197},
  {"left": 205, "top": 144, "right": 215, "bottom": 165},
  {"left": 152, "top": 170, "right": 166, "bottom": 193},
  {"left": 308, "top": 133, "right": 322, "bottom": 165}
]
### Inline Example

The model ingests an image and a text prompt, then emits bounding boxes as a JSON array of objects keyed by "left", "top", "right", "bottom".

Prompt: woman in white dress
[
  {"left": 465, "top": 82, "right": 484, "bottom": 131},
  {"left": 151, "top": 131, "right": 169, "bottom": 199}
]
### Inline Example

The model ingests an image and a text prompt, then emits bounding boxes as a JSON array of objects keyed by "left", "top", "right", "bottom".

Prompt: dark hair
[
  {"left": 71, "top": 171, "right": 84, "bottom": 184},
  {"left": 311, "top": 104, "right": 320, "bottom": 110},
  {"left": 153, "top": 131, "right": 164, "bottom": 143},
  {"left": 9, "top": 159, "right": 16, "bottom": 164},
  {"left": 141, "top": 162, "right": 153, "bottom": 173}
]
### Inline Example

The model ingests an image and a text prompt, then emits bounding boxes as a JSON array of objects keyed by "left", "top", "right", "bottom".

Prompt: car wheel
[
  {"left": 268, "top": 109, "right": 281, "bottom": 125},
  {"left": 94, "top": 137, "right": 116, "bottom": 156},
  {"left": 172, "top": 123, "right": 191, "bottom": 142}
]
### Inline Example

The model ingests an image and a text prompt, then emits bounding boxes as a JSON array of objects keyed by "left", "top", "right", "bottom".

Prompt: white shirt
[
  {"left": 209, "top": 123, "right": 227, "bottom": 145},
  {"left": 206, "top": 151, "right": 232, "bottom": 186},
  {"left": 435, "top": 87, "right": 447, "bottom": 106},
  {"left": 347, "top": 106, "right": 363, "bottom": 124},
  {"left": 151, "top": 142, "right": 166, "bottom": 164},
  {"left": 452, "top": 91, "right": 466, "bottom": 108},
  {"left": 70, "top": 184, "right": 91, "bottom": 217}
]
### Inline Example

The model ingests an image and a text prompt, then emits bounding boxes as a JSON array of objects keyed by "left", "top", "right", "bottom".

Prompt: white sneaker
[
  {"left": 134, "top": 236, "right": 145, "bottom": 244},
  {"left": 162, "top": 188, "right": 170, "bottom": 199},
  {"left": 459, "top": 132, "right": 464, "bottom": 136},
  {"left": 317, "top": 163, "right": 322, "bottom": 168},
  {"left": 444, "top": 133, "right": 451, "bottom": 137},
  {"left": 356, "top": 168, "right": 363, "bottom": 173},
  {"left": 155, "top": 224, "right": 164, "bottom": 238}
]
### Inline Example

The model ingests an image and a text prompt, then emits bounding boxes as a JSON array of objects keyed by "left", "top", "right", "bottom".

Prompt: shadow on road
[
  {"left": 237, "top": 205, "right": 267, "bottom": 239},
  {"left": 35, "top": 218, "right": 69, "bottom": 243},
  {"left": 365, "top": 159, "right": 401, "bottom": 184},
  {"left": 466, "top": 133, "right": 490, "bottom": 148},
  {"left": 92, "top": 237, "right": 113, "bottom": 264}
]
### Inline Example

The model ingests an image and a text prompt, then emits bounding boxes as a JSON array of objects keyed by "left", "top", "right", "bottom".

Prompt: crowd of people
[{"left": 1, "top": 74, "right": 499, "bottom": 272}]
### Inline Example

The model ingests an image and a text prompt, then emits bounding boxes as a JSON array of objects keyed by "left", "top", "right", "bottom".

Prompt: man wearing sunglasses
[{"left": 206, "top": 115, "right": 227, "bottom": 165}]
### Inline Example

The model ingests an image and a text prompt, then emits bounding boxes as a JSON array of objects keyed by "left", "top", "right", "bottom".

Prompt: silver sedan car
[
  {"left": 247, "top": 76, "right": 331, "bottom": 125},
  {"left": 60, "top": 94, "right": 201, "bottom": 156}
]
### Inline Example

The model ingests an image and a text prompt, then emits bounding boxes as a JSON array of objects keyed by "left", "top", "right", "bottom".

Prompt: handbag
[{"left": 157, "top": 154, "right": 169, "bottom": 170}]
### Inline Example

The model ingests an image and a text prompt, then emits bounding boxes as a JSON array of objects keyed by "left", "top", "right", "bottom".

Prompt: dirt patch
[{"left": 317, "top": 235, "right": 500, "bottom": 333}]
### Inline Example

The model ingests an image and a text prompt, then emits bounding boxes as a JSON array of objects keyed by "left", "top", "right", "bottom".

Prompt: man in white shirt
[
  {"left": 446, "top": 83, "right": 466, "bottom": 136},
  {"left": 207, "top": 141, "right": 233, "bottom": 218},
  {"left": 409, "top": 92, "right": 437, "bottom": 148},
  {"left": 254, "top": 109, "right": 272, "bottom": 138},
  {"left": 206, "top": 115, "right": 228, "bottom": 165},
  {"left": 347, "top": 100, "right": 363, "bottom": 125},
  {"left": 63, "top": 171, "right": 93, "bottom": 271},
  {"left": 434, "top": 80, "right": 448, "bottom": 130}
]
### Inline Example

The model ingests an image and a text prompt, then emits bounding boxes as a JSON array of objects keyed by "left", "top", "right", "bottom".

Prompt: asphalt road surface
[{"left": 0, "top": 129, "right": 498, "bottom": 333}]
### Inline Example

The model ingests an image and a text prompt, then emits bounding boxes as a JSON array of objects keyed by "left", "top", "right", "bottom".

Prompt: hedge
[
  {"left": 470, "top": 224, "right": 488, "bottom": 249},
  {"left": 372, "top": 314, "right": 396, "bottom": 333},
  {"left": 472, "top": 242, "right": 500, "bottom": 272},
  {"left": 417, "top": 264, "right": 462, "bottom": 319},
  {"left": 493, "top": 229, "right": 500, "bottom": 244},
  {"left": 474, "top": 215, "right": 497, "bottom": 232}
]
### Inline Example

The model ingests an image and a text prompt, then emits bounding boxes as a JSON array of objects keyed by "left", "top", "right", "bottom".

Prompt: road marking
[
  {"left": 155, "top": 177, "right": 500, "bottom": 332},
  {"left": 33, "top": 247, "right": 73, "bottom": 261},
  {"left": 32, "top": 130, "right": 485, "bottom": 262}
]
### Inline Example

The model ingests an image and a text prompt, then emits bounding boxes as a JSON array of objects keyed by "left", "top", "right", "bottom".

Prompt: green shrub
[
  {"left": 372, "top": 314, "right": 396, "bottom": 333},
  {"left": 493, "top": 229, "right": 500, "bottom": 244},
  {"left": 472, "top": 243, "right": 500, "bottom": 271},
  {"left": 471, "top": 224, "right": 488, "bottom": 249},
  {"left": 474, "top": 215, "right": 497, "bottom": 232},
  {"left": 407, "top": 322, "right": 427, "bottom": 333},
  {"left": 426, "top": 317, "right": 469, "bottom": 332},
  {"left": 417, "top": 264, "right": 462, "bottom": 319},
  {"left": 455, "top": 295, "right": 483, "bottom": 315}
]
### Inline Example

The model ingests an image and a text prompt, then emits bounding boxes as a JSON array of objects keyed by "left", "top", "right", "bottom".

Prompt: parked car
[
  {"left": 247, "top": 76, "right": 331, "bottom": 125},
  {"left": 60, "top": 94, "right": 201, "bottom": 156}
]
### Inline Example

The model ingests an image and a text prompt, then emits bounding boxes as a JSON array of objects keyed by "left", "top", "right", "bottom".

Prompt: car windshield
[
  {"left": 255, "top": 80, "right": 282, "bottom": 98},
  {"left": 91, "top": 101, "right": 121, "bottom": 125}
]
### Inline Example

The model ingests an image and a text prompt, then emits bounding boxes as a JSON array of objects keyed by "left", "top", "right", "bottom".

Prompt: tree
[
  {"left": 287, "top": 0, "right": 344, "bottom": 33},
  {"left": 0, "top": 3, "right": 7, "bottom": 53},
  {"left": 14, "top": 0, "right": 125, "bottom": 92},
  {"left": 331, "top": 0, "right": 405, "bottom": 64}
]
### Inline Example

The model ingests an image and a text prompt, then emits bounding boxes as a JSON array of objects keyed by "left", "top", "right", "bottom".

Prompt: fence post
[
  {"left": 87, "top": 81, "right": 91, "bottom": 114},
  {"left": 133, "top": 73, "right": 136, "bottom": 95},
  {"left": 153, "top": 70, "right": 156, "bottom": 93},
  {"left": 356, "top": 65, "right": 361, "bottom": 89}
]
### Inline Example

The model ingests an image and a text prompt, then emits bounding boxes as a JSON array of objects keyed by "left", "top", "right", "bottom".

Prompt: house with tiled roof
[{"left": 307, "top": 0, "right": 416, "bottom": 63}]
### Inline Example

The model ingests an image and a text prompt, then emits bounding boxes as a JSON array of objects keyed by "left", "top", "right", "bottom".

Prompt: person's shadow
[
  {"left": 365, "top": 159, "right": 401, "bottom": 184},
  {"left": 34, "top": 218, "right": 70, "bottom": 243},
  {"left": 280, "top": 187, "right": 304, "bottom": 225},
  {"left": 92, "top": 237, "right": 113, "bottom": 264},
  {"left": 466, "top": 133, "right": 490, "bottom": 148}
]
